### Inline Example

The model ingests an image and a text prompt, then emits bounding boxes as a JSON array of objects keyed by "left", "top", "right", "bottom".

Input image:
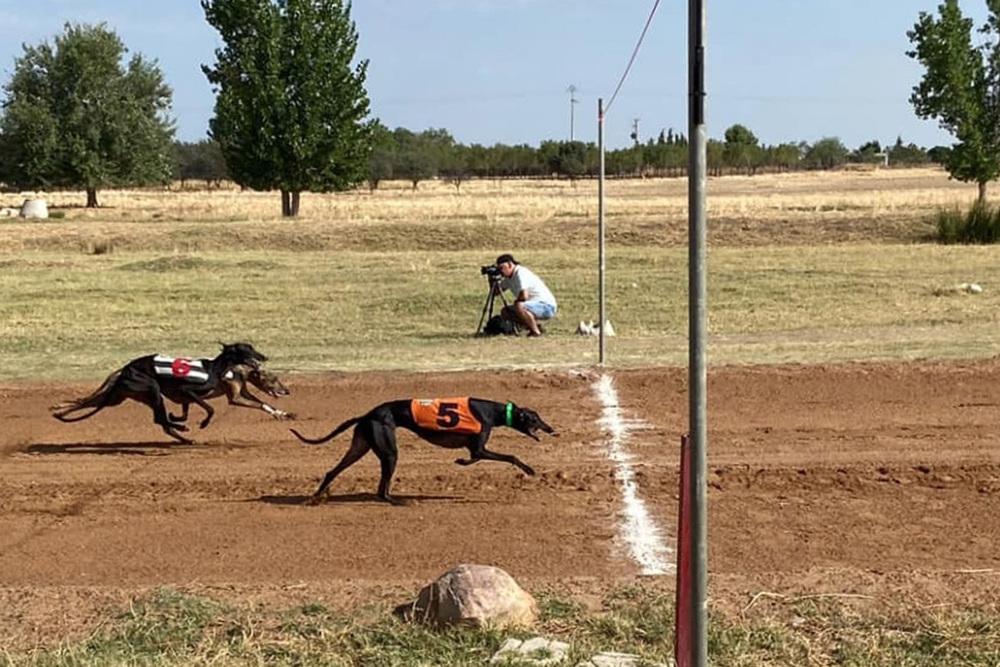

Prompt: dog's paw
[
  {"left": 174, "top": 424, "right": 189, "bottom": 432},
  {"left": 454, "top": 458, "right": 473, "bottom": 466},
  {"left": 198, "top": 420, "right": 212, "bottom": 430},
  {"left": 272, "top": 410, "right": 296, "bottom": 421}
]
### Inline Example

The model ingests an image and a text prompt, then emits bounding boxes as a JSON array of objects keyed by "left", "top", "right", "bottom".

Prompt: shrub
[{"left": 935, "top": 202, "right": 1000, "bottom": 244}]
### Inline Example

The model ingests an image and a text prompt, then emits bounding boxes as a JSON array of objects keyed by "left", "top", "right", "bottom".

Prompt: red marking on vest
[{"left": 171, "top": 358, "right": 193, "bottom": 377}]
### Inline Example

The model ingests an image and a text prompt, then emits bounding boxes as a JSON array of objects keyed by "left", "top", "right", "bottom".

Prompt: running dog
[
  {"left": 290, "top": 397, "right": 556, "bottom": 505},
  {"left": 166, "top": 363, "right": 293, "bottom": 424},
  {"left": 51, "top": 342, "right": 272, "bottom": 443}
]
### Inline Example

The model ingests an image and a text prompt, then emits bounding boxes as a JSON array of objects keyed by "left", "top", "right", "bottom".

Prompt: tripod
[{"left": 476, "top": 278, "right": 511, "bottom": 335}]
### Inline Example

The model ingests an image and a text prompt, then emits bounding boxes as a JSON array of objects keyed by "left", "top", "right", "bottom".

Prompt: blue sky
[{"left": 0, "top": 1, "right": 988, "bottom": 150}]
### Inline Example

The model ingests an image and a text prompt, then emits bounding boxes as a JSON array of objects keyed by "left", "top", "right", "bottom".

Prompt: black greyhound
[
  {"left": 290, "top": 397, "right": 556, "bottom": 505},
  {"left": 51, "top": 342, "right": 269, "bottom": 443}
]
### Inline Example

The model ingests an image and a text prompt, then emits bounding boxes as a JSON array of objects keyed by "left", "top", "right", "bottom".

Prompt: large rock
[
  {"left": 19, "top": 198, "right": 48, "bottom": 219},
  {"left": 399, "top": 564, "right": 537, "bottom": 629}
]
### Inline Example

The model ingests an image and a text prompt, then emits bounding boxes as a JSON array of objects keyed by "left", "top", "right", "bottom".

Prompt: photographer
[{"left": 494, "top": 253, "right": 557, "bottom": 337}]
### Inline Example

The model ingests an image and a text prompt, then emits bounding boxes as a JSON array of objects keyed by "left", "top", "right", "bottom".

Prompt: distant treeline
[{"left": 174, "top": 124, "right": 942, "bottom": 190}]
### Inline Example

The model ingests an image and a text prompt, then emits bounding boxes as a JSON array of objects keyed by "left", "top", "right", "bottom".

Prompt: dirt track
[{"left": 2, "top": 361, "right": 1000, "bottom": 648}]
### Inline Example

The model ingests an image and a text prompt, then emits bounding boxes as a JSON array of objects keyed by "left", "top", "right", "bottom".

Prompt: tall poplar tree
[
  {"left": 907, "top": 0, "right": 1000, "bottom": 203},
  {"left": 202, "top": 0, "right": 374, "bottom": 217}
]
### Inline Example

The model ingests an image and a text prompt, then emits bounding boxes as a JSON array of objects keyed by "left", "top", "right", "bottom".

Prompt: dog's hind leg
[
  {"left": 365, "top": 421, "right": 406, "bottom": 505},
  {"left": 169, "top": 403, "right": 191, "bottom": 423},
  {"left": 307, "top": 429, "right": 372, "bottom": 504},
  {"left": 456, "top": 447, "right": 536, "bottom": 476},
  {"left": 146, "top": 387, "right": 192, "bottom": 444}
]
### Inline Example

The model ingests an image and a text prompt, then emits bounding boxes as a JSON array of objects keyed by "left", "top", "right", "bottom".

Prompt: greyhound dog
[
  {"left": 166, "top": 363, "right": 293, "bottom": 424},
  {"left": 51, "top": 342, "right": 271, "bottom": 443},
  {"left": 290, "top": 397, "right": 556, "bottom": 505}
]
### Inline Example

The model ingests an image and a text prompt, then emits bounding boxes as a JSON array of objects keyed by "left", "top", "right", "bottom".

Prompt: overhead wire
[{"left": 604, "top": 0, "right": 663, "bottom": 116}]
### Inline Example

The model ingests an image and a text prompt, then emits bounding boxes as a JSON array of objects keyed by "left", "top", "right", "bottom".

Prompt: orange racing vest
[{"left": 410, "top": 398, "right": 482, "bottom": 434}]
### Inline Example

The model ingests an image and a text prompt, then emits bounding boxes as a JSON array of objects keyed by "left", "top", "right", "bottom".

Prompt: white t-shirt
[{"left": 501, "top": 265, "right": 556, "bottom": 308}]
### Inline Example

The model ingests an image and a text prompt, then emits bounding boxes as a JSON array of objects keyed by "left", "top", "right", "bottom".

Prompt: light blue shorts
[{"left": 524, "top": 301, "right": 556, "bottom": 320}]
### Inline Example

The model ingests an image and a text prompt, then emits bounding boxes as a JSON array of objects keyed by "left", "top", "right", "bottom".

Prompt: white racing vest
[{"left": 153, "top": 355, "right": 210, "bottom": 383}]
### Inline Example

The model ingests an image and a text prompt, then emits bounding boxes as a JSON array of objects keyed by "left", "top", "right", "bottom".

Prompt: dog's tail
[
  {"left": 50, "top": 369, "right": 121, "bottom": 422},
  {"left": 290, "top": 417, "right": 361, "bottom": 445},
  {"left": 52, "top": 406, "right": 106, "bottom": 423}
]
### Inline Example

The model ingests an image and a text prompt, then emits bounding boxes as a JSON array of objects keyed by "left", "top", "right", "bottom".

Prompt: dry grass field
[
  {"left": 2, "top": 167, "right": 1000, "bottom": 665},
  {"left": 0, "top": 166, "right": 996, "bottom": 378},
  {"left": 0, "top": 166, "right": 979, "bottom": 252}
]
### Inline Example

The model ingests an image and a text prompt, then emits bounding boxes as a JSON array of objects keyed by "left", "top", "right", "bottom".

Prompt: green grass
[
  {"left": 3, "top": 587, "right": 998, "bottom": 666},
  {"left": 1, "top": 245, "right": 999, "bottom": 380}
]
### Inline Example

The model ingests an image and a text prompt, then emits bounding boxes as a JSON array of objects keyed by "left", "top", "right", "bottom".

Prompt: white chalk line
[{"left": 594, "top": 373, "right": 674, "bottom": 575}]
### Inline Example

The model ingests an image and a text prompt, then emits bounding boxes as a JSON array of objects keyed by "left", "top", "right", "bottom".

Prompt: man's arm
[{"left": 516, "top": 289, "right": 529, "bottom": 302}]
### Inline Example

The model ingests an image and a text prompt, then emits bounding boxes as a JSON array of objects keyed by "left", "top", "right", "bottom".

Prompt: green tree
[
  {"left": 367, "top": 122, "right": 395, "bottom": 192},
  {"left": 851, "top": 140, "right": 885, "bottom": 164},
  {"left": 392, "top": 128, "right": 439, "bottom": 189},
  {"left": 907, "top": 0, "right": 1000, "bottom": 203},
  {"left": 769, "top": 143, "right": 802, "bottom": 172},
  {"left": 539, "top": 140, "right": 593, "bottom": 179},
  {"left": 722, "top": 124, "right": 760, "bottom": 174},
  {"left": 803, "top": 137, "right": 848, "bottom": 169},
  {"left": 174, "top": 139, "right": 228, "bottom": 187},
  {"left": 887, "top": 136, "right": 930, "bottom": 166},
  {"left": 202, "top": 0, "right": 375, "bottom": 217},
  {"left": 0, "top": 23, "right": 174, "bottom": 207}
]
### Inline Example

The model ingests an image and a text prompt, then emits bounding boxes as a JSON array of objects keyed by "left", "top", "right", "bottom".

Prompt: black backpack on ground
[{"left": 483, "top": 315, "right": 518, "bottom": 336}]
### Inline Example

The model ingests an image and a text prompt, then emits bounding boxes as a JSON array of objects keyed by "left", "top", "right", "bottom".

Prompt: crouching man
[{"left": 495, "top": 253, "right": 557, "bottom": 337}]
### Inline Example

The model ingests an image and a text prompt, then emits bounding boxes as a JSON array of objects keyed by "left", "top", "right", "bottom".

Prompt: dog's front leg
[
  {"left": 231, "top": 390, "right": 294, "bottom": 420},
  {"left": 468, "top": 447, "right": 536, "bottom": 476},
  {"left": 179, "top": 391, "right": 215, "bottom": 429}
]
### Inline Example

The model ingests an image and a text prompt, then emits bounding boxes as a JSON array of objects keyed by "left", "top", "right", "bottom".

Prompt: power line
[{"left": 604, "top": 0, "right": 662, "bottom": 115}]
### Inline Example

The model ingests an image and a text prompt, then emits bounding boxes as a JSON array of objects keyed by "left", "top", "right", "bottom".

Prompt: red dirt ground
[{"left": 2, "top": 361, "right": 1000, "bottom": 649}]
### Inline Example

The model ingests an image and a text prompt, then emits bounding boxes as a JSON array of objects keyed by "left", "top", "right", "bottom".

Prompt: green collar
[{"left": 505, "top": 403, "right": 513, "bottom": 427}]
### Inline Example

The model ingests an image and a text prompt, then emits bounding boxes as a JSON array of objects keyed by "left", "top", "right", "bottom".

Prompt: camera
[{"left": 480, "top": 264, "right": 501, "bottom": 279}]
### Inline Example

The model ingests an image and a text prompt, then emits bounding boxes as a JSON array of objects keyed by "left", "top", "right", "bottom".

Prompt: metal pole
[
  {"left": 571, "top": 98, "right": 576, "bottom": 141},
  {"left": 687, "top": 0, "right": 708, "bottom": 666},
  {"left": 598, "top": 98, "right": 606, "bottom": 365}
]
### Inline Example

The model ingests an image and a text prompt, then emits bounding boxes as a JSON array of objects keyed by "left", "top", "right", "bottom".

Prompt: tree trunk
[
  {"left": 86, "top": 188, "right": 99, "bottom": 208},
  {"left": 978, "top": 180, "right": 988, "bottom": 205},
  {"left": 280, "top": 189, "right": 301, "bottom": 217}
]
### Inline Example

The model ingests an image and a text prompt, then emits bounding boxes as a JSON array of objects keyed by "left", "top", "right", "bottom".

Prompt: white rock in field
[
  {"left": 19, "top": 198, "right": 48, "bottom": 219},
  {"left": 577, "top": 651, "right": 667, "bottom": 667},
  {"left": 577, "top": 320, "right": 616, "bottom": 337},
  {"left": 491, "top": 636, "right": 569, "bottom": 665},
  {"left": 933, "top": 282, "right": 984, "bottom": 296}
]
